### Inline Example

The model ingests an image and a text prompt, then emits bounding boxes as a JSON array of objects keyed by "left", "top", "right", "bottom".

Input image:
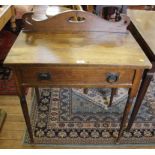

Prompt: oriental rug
[{"left": 24, "top": 74, "right": 155, "bottom": 145}]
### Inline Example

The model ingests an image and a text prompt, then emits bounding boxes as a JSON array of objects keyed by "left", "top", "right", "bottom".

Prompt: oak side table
[{"left": 4, "top": 10, "right": 151, "bottom": 143}]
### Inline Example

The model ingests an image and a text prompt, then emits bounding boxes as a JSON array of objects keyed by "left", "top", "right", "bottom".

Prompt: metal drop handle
[
  {"left": 106, "top": 73, "right": 119, "bottom": 83},
  {"left": 38, "top": 72, "right": 51, "bottom": 81}
]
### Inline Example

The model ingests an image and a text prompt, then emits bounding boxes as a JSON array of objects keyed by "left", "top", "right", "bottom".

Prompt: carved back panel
[{"left": 22, "top": 10, "right": 130, "bottom": 33}]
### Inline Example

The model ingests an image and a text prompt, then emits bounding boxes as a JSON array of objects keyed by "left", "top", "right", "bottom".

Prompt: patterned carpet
[{"left": 24, "top": 74, "right": 155, "bottom": 145}]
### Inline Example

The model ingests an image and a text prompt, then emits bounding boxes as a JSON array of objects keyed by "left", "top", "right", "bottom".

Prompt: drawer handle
[
  {"left": 38, "top": 73, "right": 51, "bottom": 81},
  {"left": 106, "top": 73, "right": 119, "bottom": 83}
]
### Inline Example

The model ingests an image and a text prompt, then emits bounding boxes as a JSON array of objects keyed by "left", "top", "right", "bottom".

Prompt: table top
[
  {"left": 4, "top": 30, "right": 151, "bottom": 69},
  {"left": 4, "top": 10, "right": 151, "bottom": 69},
  {"left": 128, "top": 9, "right": 155, "bottom": 56}
]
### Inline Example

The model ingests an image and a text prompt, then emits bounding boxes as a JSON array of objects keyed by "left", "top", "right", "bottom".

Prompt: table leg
[
  {"left": 116, "top": 69, "right": 143, "bottom": 142},
  {"left": 35, "top": 87, "right": 40, "bottom": 104},
  {"left": 126, "top": 72, "right": 153, "bottom": 131},
  {"left": 19, "top": 94, "right": 34, "bottom": 143},
  {"left": 116, "top": 89, "right": 134, "bottom": 142},
  {"left": 108, "top": 88, "right": 117, "bottom": 107},
  {"left": 84, "top": 88, "right": 117, "bottom": 107},
  {"left": 13, "top": 68, "right": 34, "bottom": 143},
  {"left": 83, "top": 88, "right": 89, "bottom": 94}
]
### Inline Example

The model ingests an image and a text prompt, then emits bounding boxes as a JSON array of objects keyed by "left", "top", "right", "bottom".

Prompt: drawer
[{"left": 20, "top": 66, "right": 135, "bottom": 86}]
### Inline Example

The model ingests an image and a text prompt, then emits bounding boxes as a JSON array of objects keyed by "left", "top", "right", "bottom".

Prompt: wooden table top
[
  {"left": 4, "top": 31, "right": 151, "bottom": 69},
  {"left": 128, "top": 9, "right": 155, "bottom": 56}
]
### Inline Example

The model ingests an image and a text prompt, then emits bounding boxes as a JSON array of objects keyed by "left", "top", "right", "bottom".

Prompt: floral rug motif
[{"left": 24, "top": 75, "right": 155, "bottom": 145}]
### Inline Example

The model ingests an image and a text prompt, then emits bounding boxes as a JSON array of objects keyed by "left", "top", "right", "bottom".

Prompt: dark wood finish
[
  {"left": 19, "top": 95, "right": 34, "bottom": 143},
  {"left": 108, "top": 88, "right": 117, "bottom": 107},
  {"left": 127, "top": 71, "right": 154, "bottom": 131},
  {"left": 116, "top": 88, "right": 132, "bottom": 142},
  {"left": 35, "top": 87, "right": 40, "bottom": 104},
  {"left": 116, "top": 69, "right": 143, "bottom": 142},
  {"left": 83, "top": 88, "right": 89, "bottom": 94},
  {"left": 13, "top": 68, "right": 34, "bottom": 143}
]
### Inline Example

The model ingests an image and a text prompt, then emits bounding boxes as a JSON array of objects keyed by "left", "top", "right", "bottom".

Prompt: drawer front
[{"left": 20, "top": 66, "right": 135, "bottom": 86}]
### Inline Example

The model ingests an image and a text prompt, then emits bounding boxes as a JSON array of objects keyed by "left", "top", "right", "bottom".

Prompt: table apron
[{"left": 18, "top": 66, "right": 135, "bottom": 87}]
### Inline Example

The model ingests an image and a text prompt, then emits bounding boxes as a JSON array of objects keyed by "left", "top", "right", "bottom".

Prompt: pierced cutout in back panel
[{"left": 68, "top": 16, "right": 86, "bottom": 23}]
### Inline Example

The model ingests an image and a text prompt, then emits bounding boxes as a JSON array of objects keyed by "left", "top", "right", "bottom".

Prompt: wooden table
[
  {"left": 0, "top": 5, "right": 16, "bottom": 31},
  {"left": 4, "top": 10, "right": 151, "bottom": 143},
  {"left": 127, "top": 10, "right": 155, "bottom": 130}
]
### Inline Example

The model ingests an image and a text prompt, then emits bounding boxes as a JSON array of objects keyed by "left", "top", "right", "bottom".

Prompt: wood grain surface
[
  {"left": 4, "top": 31, "right": 151, "bottom": 69},
  {"left": 19, "top": 66, "right": 135, "bottom": 87}
]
